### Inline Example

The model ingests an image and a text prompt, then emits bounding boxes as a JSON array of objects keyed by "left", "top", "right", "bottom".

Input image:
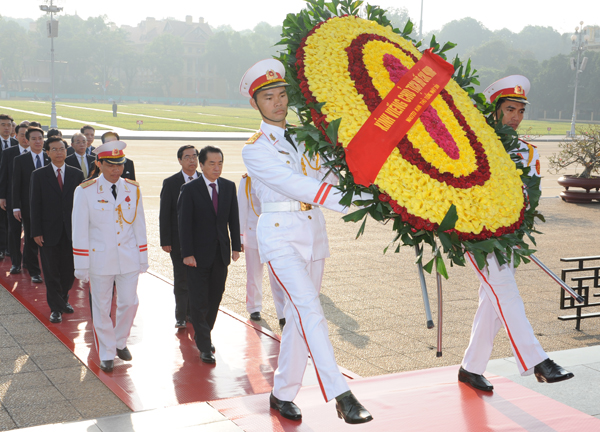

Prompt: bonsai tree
[{"left": 548, "top": 125, "right": 600, "bottom": 178}]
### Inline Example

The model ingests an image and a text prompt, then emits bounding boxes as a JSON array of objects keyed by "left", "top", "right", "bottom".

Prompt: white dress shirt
[
  {"left": 182, "top": 170, "right": 198, "bottom": 184},
  {"left": 52, "top": 163, "right": 65, "bottom": 184},
  {"left": 202, "top": 174, "right": 219, "bottom": 196}
]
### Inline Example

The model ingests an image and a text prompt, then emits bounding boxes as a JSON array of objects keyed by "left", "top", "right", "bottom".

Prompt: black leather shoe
[
  {"left": 211, "top": 343, "right": 215, "bottom": 353},
  {"left": 9, "top": 265, "right": 21, "bottom": 274},
  {"left": 269, "top": 392, "right": 302, "bottom": 421},
  {"left": 335, "top": 392, "right": 373, "bottom": 424},
  {"left": 63, "top": 303, "right": 74, "bottom": 314},
  {"left": 49, "top": 311, "right": 62, "bottom": 323},
  {"left": 458, "top": 366, "right": 494, "bottom": 391},
  {"left": 250, "top": 312, "right": 261, "bottom": 321},
  {"left": 99, "top": 360, "right": 114, "bottom": 372},
  {"left": 201, "top": 351, "right": 216, "bottom": 364},
  {"left": 534, "top": 358, "right": 574, "bottom": 383},
  {"left": 31, "top": 275, "right": 43, "bottom": 283},
  {"left": 116, "top": 347, "right": 132, "bottom": 361},
  {"left": 279, "top": 318, "right": 286, "bottom": 327},
  {"left": 175, "top": 320, "right": 186, "bottom": 328}
]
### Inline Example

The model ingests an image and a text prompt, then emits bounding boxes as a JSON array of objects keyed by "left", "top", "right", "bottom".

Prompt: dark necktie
[
  {"left": 22, "top": 148, "right": 28, "bottom": 154},
  {"left": 209, "top": 183, "right": 218, "bottom": 214},
  {"left": 57, "top": 168, "right": 63, "bottom": 191},
  {"left": 35, "top": 154, "right": 41, "bottom": 169},
  {"left": 284, "top": 130, "right": 298, "bottom": 152},
  {"left": 111, "top": 184, "right": 117, "bottom": 200},
  {"left": 2, "top": 139, "right": 7, "bottom": 150},
  {"left": 188, "top": 176, "right": 193, "bottom": 182}
]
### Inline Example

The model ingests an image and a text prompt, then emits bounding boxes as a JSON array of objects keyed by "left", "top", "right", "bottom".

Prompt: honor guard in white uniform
[
  {"left": 72, "top": 140, "right": 148, "bottom": 373},
  {"left": 459, "top": 76, "right": 573, "bottom": 392},
  {"left": 240, "top": 59, "right": 373, "bottom": 424},
  {"left": 238, "top": 174, "right": 286, "bottom": 324}
]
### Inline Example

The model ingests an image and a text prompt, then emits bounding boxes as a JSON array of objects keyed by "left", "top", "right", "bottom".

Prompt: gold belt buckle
[{"left": 300, "top": 202, "right": 313, "bottom": 211}]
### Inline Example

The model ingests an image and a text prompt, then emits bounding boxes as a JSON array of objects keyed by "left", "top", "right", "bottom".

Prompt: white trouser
[
  {"left": 462, "top": 252, "right": 547, "bottom": 376},
  {"left": 245, "top": 246, "right": 285, "bottom": 319},
  {"left": 90, "top": 271, "right": 140, "bottom": 361},
  {"left": 269, "top": 255, "right": 350, "bottom": 403}
]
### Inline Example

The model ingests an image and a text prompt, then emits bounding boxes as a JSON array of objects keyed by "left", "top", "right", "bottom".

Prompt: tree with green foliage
[{"left": 145, "top": 33, "right": 184, "bottom": 97}]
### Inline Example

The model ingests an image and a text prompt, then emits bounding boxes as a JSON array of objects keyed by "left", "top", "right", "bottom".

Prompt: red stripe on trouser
[
  {"left": 268, "top": 262, "right": 328, "bottom": 401},
  {"left": 466, "top": 253, "right": 528, "bottom": 371},
  {"left": 313, "top": 183, "right": 326, "bottom": 204}
]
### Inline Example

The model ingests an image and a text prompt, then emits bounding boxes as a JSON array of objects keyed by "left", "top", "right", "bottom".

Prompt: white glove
[
  {"left": 74, "top": 269, "right": 89, "bottom": 283},
  {"left": 140, "top": 263, "right": 149, "bottom": 274}
]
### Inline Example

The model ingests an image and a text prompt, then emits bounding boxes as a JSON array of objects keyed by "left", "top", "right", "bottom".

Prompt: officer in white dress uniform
[
  {"left": 240, "top": 59, "right": 373, "bottom": 424},
  {"left": 72, "top": 140, "right": 148, "bottom": 373},
  {"left": 238, "top": 174, "right": 286, "bottom": 325},
  {"left": 459, "top": 75, "right": 574, "bottom": 391}
]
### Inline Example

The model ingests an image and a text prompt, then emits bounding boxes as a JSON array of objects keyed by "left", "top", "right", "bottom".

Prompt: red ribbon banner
[{"left": 345, "top": 49, "right": 455, "bottom": 187}]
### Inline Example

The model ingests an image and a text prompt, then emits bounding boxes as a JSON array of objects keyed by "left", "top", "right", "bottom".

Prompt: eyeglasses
[
  {"left": 49, "top": 147, "right": 66, "bottom": 153},
  {"left": 182, "top": 154, "right": 198, "bottom": 161}
]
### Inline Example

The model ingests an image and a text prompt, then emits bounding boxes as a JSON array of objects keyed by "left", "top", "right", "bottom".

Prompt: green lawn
[
  {"left": 0, "top": 100, "right": 264, "bottom": 132},
  {"left": 1, "top": 100, "right": 596, "bottom": 135},
  {"left": 518, "top": 120, "right": 598, "bottom": 136}
]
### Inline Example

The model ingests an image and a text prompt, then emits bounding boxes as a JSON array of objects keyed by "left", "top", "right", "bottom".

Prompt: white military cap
[
  {"left": 239, "top": 59, "right": 289, "bottom": 98},
  {"left": 93, "top": 140, "right": 127, "bottom": 165},
  {"left": 483, "top": 75, "right": 531, "bottom": 104}
]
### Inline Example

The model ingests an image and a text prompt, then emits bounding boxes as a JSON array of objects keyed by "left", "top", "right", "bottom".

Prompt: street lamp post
[
  {"left": 569, "top": 21, "right": 589, "bottom": 138},
  {"left": 39, "top": 1, "right": 63, "bottom": 129}
]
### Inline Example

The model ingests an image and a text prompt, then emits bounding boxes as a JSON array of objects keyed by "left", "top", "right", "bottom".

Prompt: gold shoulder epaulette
[
  {"left": 246, "top": 131, "right": 262, "bottom": 145},
  {"left": 125, "top": 178, "right": 140, "bottom": 187},
  {"left": 81, "top": 178, "right": 97, "bottom": 189}
]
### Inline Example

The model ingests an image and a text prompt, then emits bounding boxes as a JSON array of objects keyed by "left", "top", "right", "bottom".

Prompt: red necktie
[
  {"left": 57, "top": 168, "right": 63, "bottom": 190},
  {"left": 210, "top": 183, "right": 218, "bottom": 214}
]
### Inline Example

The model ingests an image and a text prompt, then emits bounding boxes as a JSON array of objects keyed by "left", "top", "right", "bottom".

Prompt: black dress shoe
[
  {"left": 49, "top": 311, "right": 62, "bottom": 323},
  {"left": 116, "top": 347, "right": 132, "bottom": 361},
  {"left": 175, "top": 320, "right": 186, "bottom": 328},
  {"left": 458, "top": 366, "right": 494, "bottom": 391},
  {"left": 9, "top": 265, "right": 21, "bottom": 274},
  {"left": 250, "top": 312, "right": 261, "bottom": 321},
  {"left": 269, "top": 392, "right": 302, "bottom": 421},
  {"left": 534, "top": 358, "right": 574, "bottom": 383},
  {"left": 279, "top": 318, "right": 286, "bottom": 327},
  {"left": 99, "top": 360, "right": 114, "bottom": 372},
  {"left": 63, "top": 303, "right": 74, "bottom": 314},
  {"left": 211, "top": 343, "right": 215, "bottom": 353},
  {"left": 201, "top": 351, "right": 216, "bottom": 364},
  {"left": 31, "top": 275, "right": 43, "bottom": 283},
  {"left": 335, "top": 392, "right": 373, "bottom": 424}
]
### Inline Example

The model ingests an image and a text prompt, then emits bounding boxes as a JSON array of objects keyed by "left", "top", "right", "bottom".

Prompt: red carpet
[
  {"left": 210, "top": 366, "right": 600, "bottom": 431},
  {"left": 0, "top": 261, "right": 354, "bottom": 411},
  {"left": 2, "top": 259, "right": 599, "bottom": 431}
]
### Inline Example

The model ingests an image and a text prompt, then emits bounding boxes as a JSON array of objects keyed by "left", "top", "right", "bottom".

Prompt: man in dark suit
[
  {"left": 177, "top": 145, "right": 241, "bottom": 364},
  {"left": 12, "top": 126, "right": 49, "bottom": 283},
  {"left": 65, "top": 132, "right": 94, "bottom": 179},
  {"left": 31, "top": 137, "right": 84, "bottom": 323},
  {"left": 81, "top": 125, "right": 96, "bottom": 156},
  {"left": 160, "top": 145, "right": 199, "bottom": 328},
  {"left": 0, "top": 114, "right": 17, "bottom": 259},
  {"left": 100, "top": 132, "right": 135, "bottom": 180},
  {"left": 0, "top": 123, "right": 31, "bottom": 274}
]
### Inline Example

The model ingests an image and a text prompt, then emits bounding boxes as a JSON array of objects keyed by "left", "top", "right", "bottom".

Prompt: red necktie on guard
[{"left": 210, "top": 183, "right": 218, "bottom": 214}]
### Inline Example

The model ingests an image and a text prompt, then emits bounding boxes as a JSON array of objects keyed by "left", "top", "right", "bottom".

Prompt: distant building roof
[{"left": 123, "top": 16, "right": 212, "bottom": 45}]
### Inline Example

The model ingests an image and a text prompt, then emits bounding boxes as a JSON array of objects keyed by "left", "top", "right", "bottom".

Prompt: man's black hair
[
  {"left": 25, "top": 127, "right": 44, "bottom": 140},
  {"left": 198, "top": 145, "right": 223, "bottom": 165},
  {"left": 177, "top": 145, "right": 198, "bottom": 160}
]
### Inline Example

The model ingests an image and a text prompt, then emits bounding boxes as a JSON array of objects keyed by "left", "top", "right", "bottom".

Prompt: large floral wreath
[{"left": 278, "top": 0, "right": 543, "bottom": 275}]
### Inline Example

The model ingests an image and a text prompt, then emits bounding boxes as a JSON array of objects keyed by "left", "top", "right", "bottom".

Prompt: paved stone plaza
[{"left": 1, "top": 137, "right": 599, "bottom": 430}]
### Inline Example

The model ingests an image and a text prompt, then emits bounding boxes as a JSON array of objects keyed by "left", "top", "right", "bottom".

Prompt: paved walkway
[{"left": 1, "top": 134, "right": 598, "bottom": 430}]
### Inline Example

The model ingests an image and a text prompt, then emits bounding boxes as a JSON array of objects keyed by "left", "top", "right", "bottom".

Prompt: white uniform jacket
[
  {"left": 242, "top": 121, "right": 346, "bottom": 263},
  {"left": 512, "top": 139, "right": 541, "bottom": 178},
  {"left": 237, "top": 175, "right": 260, "bottom": 250},
  {"left": 72, "top": 174, "right": 148, "bottom": 275}
]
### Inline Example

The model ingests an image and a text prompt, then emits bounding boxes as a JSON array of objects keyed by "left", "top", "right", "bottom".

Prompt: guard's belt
[{"left": 262, "top": 201, "right": 313, "bottom": 213}]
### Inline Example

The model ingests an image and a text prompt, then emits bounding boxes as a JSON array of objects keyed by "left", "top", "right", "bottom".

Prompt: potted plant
[{"left": 548, "top": 125, "right": 600, "bottom": 203}]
